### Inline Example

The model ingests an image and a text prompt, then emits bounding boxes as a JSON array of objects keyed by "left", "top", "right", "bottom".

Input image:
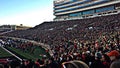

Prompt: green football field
[
  {"left": 0, "top": 46, "right": 50, "bottom": 61},
  {"left": 0, "top": 46, "right": 12, "bottom": 58}
]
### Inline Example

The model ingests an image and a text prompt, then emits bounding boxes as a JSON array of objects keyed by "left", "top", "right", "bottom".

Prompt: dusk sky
[{"left": 0, "top": 0, "right": 54, "bottom": 27}]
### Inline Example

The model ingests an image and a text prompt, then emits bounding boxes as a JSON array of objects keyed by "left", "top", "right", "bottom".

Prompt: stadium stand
[
  {"left": 54, "top": 0, "right": 120, "bottom": 21},
  {"left": 0, "top": 12, "right": 119, "bottom": 68},
  {"left": 2, "top": 13, "right": 120, "bottom": 45},
  {"left": 0, "top": 0, "right": 120, "bottom": 68}
]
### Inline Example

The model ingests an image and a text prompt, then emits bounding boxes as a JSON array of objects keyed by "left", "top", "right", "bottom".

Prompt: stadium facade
[{"left": 53, "top": 0, "right": 120, "bottom": 21}]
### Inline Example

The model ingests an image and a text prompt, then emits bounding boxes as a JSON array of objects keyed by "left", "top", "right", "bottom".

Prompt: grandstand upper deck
[
  {"left": 54, "top": 0, "right": 112, "bottom": 12},
  {"left": 54, "top": 0, "right": 120, "bottom": 21}
]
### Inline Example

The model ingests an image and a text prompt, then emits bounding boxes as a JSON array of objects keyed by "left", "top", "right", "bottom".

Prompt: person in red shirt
[{"left": 101, "top": 54, "right": 111, "bottom": 68}]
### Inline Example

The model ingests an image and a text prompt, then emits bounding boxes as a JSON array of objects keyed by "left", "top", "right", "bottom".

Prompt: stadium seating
[
  {"left": 2, "top": 13, "right": 120, "bottom": 45},
  {"left": 0, "top": 13, "right": 120, "bottom": 68}
]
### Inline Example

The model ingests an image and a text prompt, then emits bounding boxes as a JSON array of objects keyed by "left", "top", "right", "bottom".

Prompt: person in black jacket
[
  {"left": 47, "top": 57, "right": 59, "bottom": 68},
  {"left": 90, "top": 52, "right": 105, "bottom": 68}
]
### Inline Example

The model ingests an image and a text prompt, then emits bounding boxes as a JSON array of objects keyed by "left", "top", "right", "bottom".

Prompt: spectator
[
  {"left": 107, "top": 50, "right": 120, "bottom": 62},
  {"left": 90, "top": 52, "right": 105, "bottom": 68},
  {"left": 47, "top": 57, "right": 59, "bottom": 68},
  {"left": 101, "top": 54, "right": 111, "bottom": 68},
  {"left": 110, "top": 59, "right": 120, "bottom": 68}
]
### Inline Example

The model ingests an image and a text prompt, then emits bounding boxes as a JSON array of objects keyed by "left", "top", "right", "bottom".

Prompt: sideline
[
  {"left": 1, "top": 36, "right": 54, "bottom": 56},
  {"left": 0, "top": 46, "right": 22, "bottom": 61}
]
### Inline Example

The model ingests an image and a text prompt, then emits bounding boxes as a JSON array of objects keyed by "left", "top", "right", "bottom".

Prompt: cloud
[{"left": 0, "top": 7, "right": 54, "bottom": 27}]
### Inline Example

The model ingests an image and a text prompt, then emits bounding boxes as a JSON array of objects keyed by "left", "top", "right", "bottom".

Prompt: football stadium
[{"left": 0, "top": 0, "right": 120, "bottom": 68}]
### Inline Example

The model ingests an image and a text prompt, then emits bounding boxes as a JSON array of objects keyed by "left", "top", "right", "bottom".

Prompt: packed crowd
[
  {"left": 2, "top": 13, "right": 120, "bottom": 45},
  {"left": 0, "top": 13, "right": 120, "bottom": 68}
]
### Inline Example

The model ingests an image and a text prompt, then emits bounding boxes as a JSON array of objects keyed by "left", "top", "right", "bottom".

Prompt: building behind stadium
[
  {"left": 0, "top": 24, "right": 31, "bottom": 32},
  {"left": 54, "top": 0, "right": 120, "bottom": 21}
]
